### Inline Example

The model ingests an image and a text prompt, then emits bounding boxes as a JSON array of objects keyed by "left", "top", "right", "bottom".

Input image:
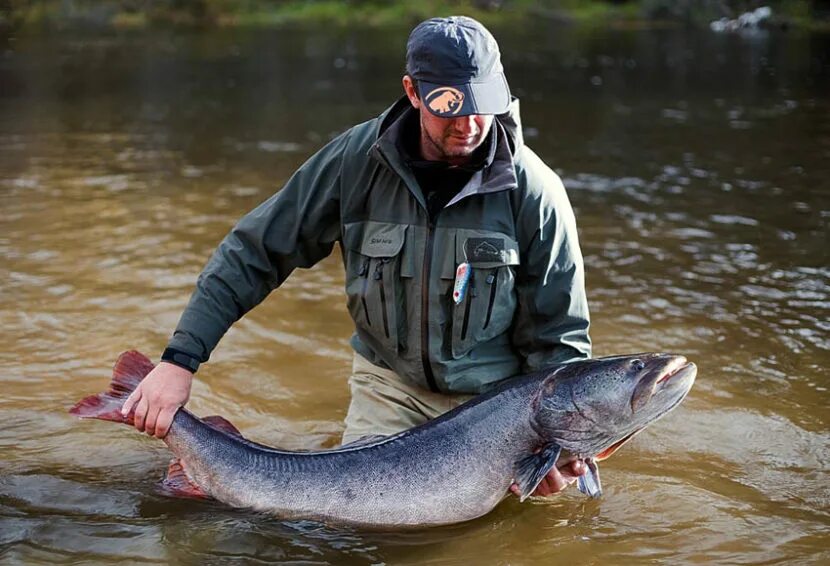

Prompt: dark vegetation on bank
[{"left": 2, "top": 0, "right": 830, "bottom": 32}]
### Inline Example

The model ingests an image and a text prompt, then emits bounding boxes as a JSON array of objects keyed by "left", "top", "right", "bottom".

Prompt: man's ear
[{"left": 402, "top": 75, "right": 421, "bottom": 109}]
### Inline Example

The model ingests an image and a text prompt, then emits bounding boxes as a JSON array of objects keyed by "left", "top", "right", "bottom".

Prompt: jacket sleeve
[
  {"left": 166, "top": 130, "right": 350, "bottom": 363},
  {"left": 511, "top": 152, "right": 592, "bottom": 372}
]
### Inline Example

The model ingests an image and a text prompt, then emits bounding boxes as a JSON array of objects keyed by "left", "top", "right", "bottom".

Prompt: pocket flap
[
  {"left": 438, "top": 230, "right": 458, "bottom": 279},
  {"left": 343, "top": 221, "right": 407, "bottom": 257},
  {"left": 456, "top": 231, "right": 520, "bottom": 268}
]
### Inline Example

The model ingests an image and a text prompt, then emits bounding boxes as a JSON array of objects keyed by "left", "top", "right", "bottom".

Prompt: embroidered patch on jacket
[
  {"left": 363, "top": 234, "right": 402, "bottom": 257},
  {"left": 465, "top": 238, "right": 504, "bottom": 262}
]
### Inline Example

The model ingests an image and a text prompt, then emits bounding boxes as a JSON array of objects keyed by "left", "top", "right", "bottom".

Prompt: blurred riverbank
[{"left": 3, "top": 0, "right": 829, "bottom": 33}]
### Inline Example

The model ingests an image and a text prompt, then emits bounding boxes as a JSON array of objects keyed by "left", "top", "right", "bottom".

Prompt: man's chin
[{"left": 441, "top": 143, "right": 478, "bottom": 158}]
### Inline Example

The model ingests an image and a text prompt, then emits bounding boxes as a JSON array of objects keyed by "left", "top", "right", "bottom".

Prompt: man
[{"left": 122, "top": 16, "right": 591, "bottom": 497}]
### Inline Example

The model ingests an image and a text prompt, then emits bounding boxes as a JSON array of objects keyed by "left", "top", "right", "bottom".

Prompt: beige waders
[{"left": 341, "top": 354, "right": 475, "bottom": 445}]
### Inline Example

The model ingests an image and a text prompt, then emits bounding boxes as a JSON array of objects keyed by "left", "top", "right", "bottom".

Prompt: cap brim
[{"left": 417, "top": 73, "right": 511, "bottom": 117}]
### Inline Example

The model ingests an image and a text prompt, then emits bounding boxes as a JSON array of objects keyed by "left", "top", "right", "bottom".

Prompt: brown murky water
[{"left": 1, "top": 23, "right": 828, "bottom": 564}]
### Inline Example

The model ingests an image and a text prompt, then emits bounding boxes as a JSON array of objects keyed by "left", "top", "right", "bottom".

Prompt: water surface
[{"left": 1, "top": 23, "right": 828, "bottom": 565}]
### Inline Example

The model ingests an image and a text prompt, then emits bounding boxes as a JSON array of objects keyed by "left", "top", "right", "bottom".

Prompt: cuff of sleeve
[{"left": 161, "top": 347, "right": 200, "bottom": 373}]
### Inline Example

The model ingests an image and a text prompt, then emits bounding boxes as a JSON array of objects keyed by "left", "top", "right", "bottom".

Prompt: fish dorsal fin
[
  {"left": 202, "top": 415, "right": 245, "bottom": 440},
  {"left": 158, "top": 459, "right": 210, "bottom": 500},
  {"left": 513, "top": 443, "right": 562, "bottom": 502},
  {"left": 576, "top": 458, "right": 602, "bottom": 498}
]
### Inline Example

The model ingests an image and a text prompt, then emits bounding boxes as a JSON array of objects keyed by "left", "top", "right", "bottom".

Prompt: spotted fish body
[{"left": 70, "top": 351, "right": 696, "bottom": 528}]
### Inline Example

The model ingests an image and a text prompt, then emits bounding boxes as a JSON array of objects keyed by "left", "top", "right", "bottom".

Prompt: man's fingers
[
  {"left": 144, "top": 405, "right": 160, "bottom": 437},
  {"left": 563, "top": 459, "right": 587, "bottom": 479},
  {"left": 122, "top": 388, "right": 141, "bottom": 417},
  {"left": 549, "top": 471, "right": 569, "bottom": 492},
  {"left": 511, "top": 460, "right": 589, "bottom": 498},
  {"left": 533, "top": 468, "right": 570, "bottom": 496},
  {"left": 153, "top": 408, "right": 177, "bottom": 439},
  {"left": 534, "top": 476, "right": 553, "bottom": 496},
  {"left": 134, "top": 396, "right": 150, "bottom": 432}
]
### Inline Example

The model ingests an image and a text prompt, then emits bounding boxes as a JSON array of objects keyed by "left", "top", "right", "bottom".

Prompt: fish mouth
[
  {"left": 631, "top": 355, "right": 696, "bottom": 413},
  {"left": 657, "top": 357, "right": 695, "bottom": 385},
  {"left": 597, "top": 359, "right": 696, "bottom": 461}
]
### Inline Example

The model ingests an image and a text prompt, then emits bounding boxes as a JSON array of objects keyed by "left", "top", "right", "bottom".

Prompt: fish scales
[
  {"left": 164, "top": 384, "right": 535, "bottom": 525},
  {"left": 70, "top": 351, "right": 696, "bottom": 528}
]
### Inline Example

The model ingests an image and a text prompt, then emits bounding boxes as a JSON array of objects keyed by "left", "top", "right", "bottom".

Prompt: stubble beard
[{"left": 420, "top": 121, "right": 482, "bottom": 164}]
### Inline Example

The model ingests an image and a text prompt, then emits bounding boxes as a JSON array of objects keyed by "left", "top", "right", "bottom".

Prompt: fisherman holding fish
[{"left": 122, "top": 16, "right": 592, "bottom": 497}]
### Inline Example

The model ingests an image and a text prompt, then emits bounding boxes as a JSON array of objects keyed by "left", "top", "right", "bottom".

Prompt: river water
[{"left": 1, "top": 21, "right": 828, "bottom": 565}]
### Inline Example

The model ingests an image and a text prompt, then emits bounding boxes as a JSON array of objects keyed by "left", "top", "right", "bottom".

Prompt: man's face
[
  {"left": 403, "top": 75, "right": 494, "bottom": 166},
  {"left": 419, "top": 109, "right": 493, "bottom": 164}
]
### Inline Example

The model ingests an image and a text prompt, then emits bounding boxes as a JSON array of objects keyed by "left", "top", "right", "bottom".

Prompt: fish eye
[{"left": 631, "top": 359, "right": 645, "bottom": 371}]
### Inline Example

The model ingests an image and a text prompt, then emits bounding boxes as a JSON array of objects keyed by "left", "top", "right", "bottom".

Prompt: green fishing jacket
[{"left": 167, "top": 97, "right": 591, "bottom": 394}]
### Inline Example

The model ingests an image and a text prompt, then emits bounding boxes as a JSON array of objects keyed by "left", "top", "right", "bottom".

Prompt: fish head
[{"left": 533, "top": 353, "right": 697, "bottom": 460}]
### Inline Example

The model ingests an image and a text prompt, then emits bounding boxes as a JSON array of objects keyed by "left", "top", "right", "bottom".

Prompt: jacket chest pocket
[
  {"left": 447, "top": 230, "right": 520, "bottom": 359},
  {"left": 343, "top": 221, "right": 411, "bottom": 353}
]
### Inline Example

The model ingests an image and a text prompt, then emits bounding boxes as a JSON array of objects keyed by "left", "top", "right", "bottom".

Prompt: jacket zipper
[
  {"left": 421, "top": 220, "right": 440, "bottom": 392},
  {"left": 359, "top": 258, "right": 372, "bottom": 327},
  {"left": 375, "top": 258, "right": 390, "bottom": 339},
  {"left": 460, "top": 271, "right": 475, "bottom": 341},
  {"left": 483, "top": 268, "right": 498, "bottom": 330}
]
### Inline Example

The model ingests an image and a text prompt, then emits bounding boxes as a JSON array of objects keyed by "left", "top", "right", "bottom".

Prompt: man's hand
[
  {"left": 509, "top": 460, "right": 587, "bottom": 498},
  {"left": 121, "top": 361, "right": 193, "bottom": 439}
]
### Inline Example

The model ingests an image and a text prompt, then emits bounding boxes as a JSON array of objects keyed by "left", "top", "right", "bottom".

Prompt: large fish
[{"left": 70, "top": 351, "right": 696, "bottom": 528}]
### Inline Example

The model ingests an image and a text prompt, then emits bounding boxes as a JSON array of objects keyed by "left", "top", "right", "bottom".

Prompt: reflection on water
[{"left": 1, "top": 23, "right": 828, "bottom": 565}]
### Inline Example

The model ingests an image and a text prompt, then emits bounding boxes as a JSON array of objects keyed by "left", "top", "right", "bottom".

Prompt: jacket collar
[{"left": 369, "top": 96, "right": 522, "bottom": 206}]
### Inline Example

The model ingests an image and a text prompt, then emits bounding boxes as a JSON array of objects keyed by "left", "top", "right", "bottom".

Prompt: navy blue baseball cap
[{"left": 406, "top": 16, "right": 511, "bottom": 118}]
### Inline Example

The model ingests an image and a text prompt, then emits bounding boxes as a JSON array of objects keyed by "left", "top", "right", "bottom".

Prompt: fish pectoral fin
[
  {"left": 157, "top": 459, "right": 211, "bottom": 500},
  {"left": 576, "top": 458, "right": 602, "bottom": 498},
  {"left": 513, "top": 443, "right": 562, "bottom": 502}
]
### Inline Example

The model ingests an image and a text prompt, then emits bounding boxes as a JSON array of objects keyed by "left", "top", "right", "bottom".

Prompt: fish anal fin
[
  {"left": 69, "top": 350, "right": 155, "bottom": 425},
  {"left": 577, "top": 458, "right": 602, "bottom": 498},
  {"left": 514, "top": 443, "right": 562, "bottom": 502},
  {"left": 158, "top": 459, "right": 210, "bottom": 500},
  {"left": 202, "top": 415, "right": 245, "bottom": 440}
]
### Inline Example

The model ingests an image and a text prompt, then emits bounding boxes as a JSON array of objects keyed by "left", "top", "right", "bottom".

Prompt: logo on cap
[{"left": 426, "top": 87, "right": 465, "bottom": 116}]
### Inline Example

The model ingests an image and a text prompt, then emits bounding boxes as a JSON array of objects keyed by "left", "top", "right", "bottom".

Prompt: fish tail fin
[
  {"left": 158, "top": 459, "right": 210, "bottom": 499},
  {"left": 68, "top": 350, "right": 155, "bottom": 425}
]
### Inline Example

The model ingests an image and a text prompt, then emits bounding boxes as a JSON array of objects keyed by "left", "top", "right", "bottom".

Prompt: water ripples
[{"left": 1, "top": 24, "right": 828, "bottom": 565}]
